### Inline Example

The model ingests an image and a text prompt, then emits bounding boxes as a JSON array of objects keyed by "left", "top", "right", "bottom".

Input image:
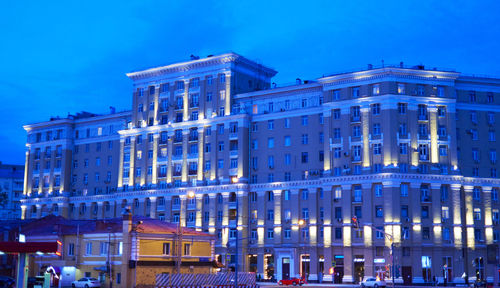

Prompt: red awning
[{"left": 0, "top": 241, "right": 60, "bottom": 254}]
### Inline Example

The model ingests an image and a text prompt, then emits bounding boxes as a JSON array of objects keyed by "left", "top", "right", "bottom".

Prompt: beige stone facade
[{"left": 21, "top": 54, "right": 500, "bottom": 285}]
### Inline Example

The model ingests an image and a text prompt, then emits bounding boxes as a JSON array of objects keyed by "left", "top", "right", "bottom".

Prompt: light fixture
[
  {"left": 187, "top": 191, "right": 195, "bottom": 198},
  {"left": 298, "top": 219, "right": 305, "bottom": 226},
  {"left": 35, "top": 251, "right": 44, "bottom": 255}
]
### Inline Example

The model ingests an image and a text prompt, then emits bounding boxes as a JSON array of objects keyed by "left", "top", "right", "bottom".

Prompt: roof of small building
[{"left": 20, "top": 215, "right": 212, "bottom": 238}]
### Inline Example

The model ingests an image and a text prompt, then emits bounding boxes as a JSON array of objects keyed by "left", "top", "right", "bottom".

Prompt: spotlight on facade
[{"left": 187, "top": 191, "right": 195, "bottom": 198}]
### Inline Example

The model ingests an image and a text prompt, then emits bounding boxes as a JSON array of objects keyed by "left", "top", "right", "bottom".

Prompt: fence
[{"left": 156, "top": 272, "right": 257, "bottom": 288}]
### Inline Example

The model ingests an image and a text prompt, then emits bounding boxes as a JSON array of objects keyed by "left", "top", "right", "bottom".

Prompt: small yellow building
[{"left": 22, "top": 212, "right": 215, "bottom": 288}]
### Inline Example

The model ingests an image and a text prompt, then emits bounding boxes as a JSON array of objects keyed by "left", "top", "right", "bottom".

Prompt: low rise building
[{"left": 21, "top": 213, "right": 214, "bottom": 288}]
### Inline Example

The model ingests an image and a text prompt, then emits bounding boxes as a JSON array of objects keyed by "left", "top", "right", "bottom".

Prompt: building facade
[
  {"left": 21, "top": 213, "right": 214, "bottom": 288},
  {"left": 21, "top": 53, "right": 500, "bottom": 285},
  {"left": 0, "top": 162, "right": 24, "bottom": 219}
]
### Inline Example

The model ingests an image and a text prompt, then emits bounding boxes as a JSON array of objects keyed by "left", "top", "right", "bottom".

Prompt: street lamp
[{"left": 176, "top": 191, "right": 195, "bottom": 274}]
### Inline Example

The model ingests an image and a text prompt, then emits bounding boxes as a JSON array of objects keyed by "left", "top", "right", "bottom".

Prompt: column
[
  {"left": 274, "top": 190, "right": 282, "bottom": 246},
  {"left": 428, "top": 105, "right": 439, "bottom": 163},
  {"left": 483, "top": 186, "right": 494, "bottom": 244},
  {"left": 341, "top": 184, "right": 353, "bottom": 283},
  {"left": 463, "top": 185, "right": 475, "bottom": 250},
  {"left": 23, "top": 150, "right": 30, "bottom": 196},
  {"left": 323, "top": 110, "right": 332, "bottom": 176},
  {"left": 60, "top": 202, "right": 69, "bottom": 218},
  {"left": 361, "top": 106, "right": 370, "bottom": 169},
  {"left": 182, "top": 128, "right": 189, "bottom": 184},
  {"left": 167, "top": 131, "right": 174, "bottom": 183},
  {"left": 153, "top": 84, "right": 160, "bottom": 125},
  {"left": 128, "top": 137, "right": 136, "bottom": 187},
  {"left": 224, "top": 72, "right": 231, "bottom": 115},
  {"left": 197, "top": 127, "right": 204, "bottom": 183},
  {"left": 183, "top": 80, "right": 190, "bottom": 121},
  {"left": 210, "top": 126, "right": 217, "bottom": 181},
  {"left": 152, "top": 133, "right": 159, "bottom": 185},
  {"left": 117, "top": 139, "right": 125, "bottom": 188},
  {"left": 431, "top": 183, "right": 442, "bottom": 246},
  {"left": 149, "top": 196, "right": 157, "bottom": 219},
  {"left": 195, "top": 194, "right": 203, "bottom": 230}
]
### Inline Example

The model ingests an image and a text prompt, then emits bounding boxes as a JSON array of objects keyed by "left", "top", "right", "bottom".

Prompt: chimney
[
  {"left": 367, "top": 64, "right": 373, "bottom": 70},
  {"left": 109, "top": 106, "right": 116, "bottom": 114},
  {"left": 400, "top": 61, "right": 404, "bottom": 68},
  {"left": 296, "top": 78, "right": 302, "bottom": 85}
]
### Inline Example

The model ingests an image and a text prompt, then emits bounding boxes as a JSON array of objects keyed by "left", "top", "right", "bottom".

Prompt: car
[
  {"left": 278, "top": 277, "right": 305, "bottom": 286},
  {"left": 0, "top": 276, "right": 15, "bottom": 288},
  {"left": 71, "top": 277, "right": 101, "bottom": 288},
  {"left": 360, "top": 277, "right": 386, "bottom": 288},
  {"left": 474, "top": 279, "right": 492, "bottom": 288}
]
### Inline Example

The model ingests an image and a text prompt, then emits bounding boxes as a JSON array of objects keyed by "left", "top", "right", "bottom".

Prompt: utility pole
[
  {"left": 351, "top": 217, "right": 396, "bottom": 288},
  {"left": 235, "top": 196, "right": 238, "bottom": 288},
  {"left": 107, "top": 226, "right": 113, "bottom": 288}
]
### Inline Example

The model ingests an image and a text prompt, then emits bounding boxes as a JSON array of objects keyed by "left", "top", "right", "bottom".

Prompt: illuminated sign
[{"left": 374, "top": 258, "right": 385, "bottom": 264}]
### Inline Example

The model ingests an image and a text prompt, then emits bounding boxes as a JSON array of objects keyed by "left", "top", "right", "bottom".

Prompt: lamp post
[{"left": 176, "top": 191, "right": 195, "bottom": 274}]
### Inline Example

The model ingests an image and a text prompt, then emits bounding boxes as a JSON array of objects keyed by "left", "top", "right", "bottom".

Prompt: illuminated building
[{"left": 21, "top": 54, "right": 500, "bottom": 285}]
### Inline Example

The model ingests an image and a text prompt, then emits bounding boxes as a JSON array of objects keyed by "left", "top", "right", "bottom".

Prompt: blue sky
[{"left": 1, "top": 0, "right": 499, "bottom": 164}]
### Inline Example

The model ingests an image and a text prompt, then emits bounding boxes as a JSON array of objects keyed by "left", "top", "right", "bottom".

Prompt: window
[
  {"left": 439, "top": 145, "right": 448, "bottom": 156},
  {"left": 86, "top": 242, "right": 93, "bottom": 255},
  {"left": 68, "top": 243, "right": 75, "bottom": 256},
  {"left": 373, "top": 143, "right": 381, "bottom": 155},
  {"left": 301, "top": 134, "right": 308, "bottom": 144},
  {"left": 421, "top": 206, "right": 429, "bottom": 218},
  {"left": 442, "top": 207, "right": 450, "bottom": 219},
  {"left": 162, "top": 243, "right": 170, "bottom": 255},
  {"left": 398, "top": 103, "right": 407, "bottom": 114},
  {"left": 333, "top": 90, "right": 340, "bottom": 100},
  {"left": 473, "top": 188, "right": 481, "bottom": 200},
  {"left": 284, "top": 118, "right": 290, "bottom": 128},
  {"left": 267, "top": 210, "right": 274, "bottom": 221},
  {"left": 372, "top": 84, "right": 380, "bottom": 95},
  {"left": 100, "top": 242, "right": 109, "bottom": 255},
  {"left": 474, "top": 208, "right": 481, "bottom": 220},
  {"left": 333, "top": 109, "right": 340, "bottom": 119},
  {"left": 374, "top": 184, "right": 383, "bottom": 197},
  {"left": 373, "top": 123, "right": 381, "bottom": 135},
  {"left": 352, "top": 87, "right": 360, "bottom": 98},
  {"left": 268, "top": 156, "right": 274, "bottom": 169},
  {"left": 301, "top": 98, "right": 308, "bottom": 108},
  {"left": 398, "top": 83, "right": 405, "bottom": 94},
  {"left": 266, "top": 137, "right": 274, "bottom": 149},
  {"left": 438, "top": 106, "right": 446, "bottom": 117},
  {"left": 284, "top": 154, "right": 291, "bottom": 165},
  {"left": 333, "top": 128, "right": 341, "bottom": 139},
  {"left": 301, "top": 152, "right": 308, "bottom": 163},
  {"left": 268, "top": 120, "right": 274, "bottom": 130},
  {"left": 375, "top": 206, "right": 383, "bottom": 217},
  {"left": 469, "top": 90, "right": 476, "bottom": 102},
  {"left": 302, "top": 189, "right": 309, "bottom": 200},
  {"left": 267, "top": 229, "right": 274, "bottom": 239},
  {"left": 354, "top": 186, "right": 362, "bottom": 202},
  {"left": 284, "top": 229, "right": 291, "bottom": 239},
  {"left": 183, "top": 244, "right": 191, "bottom": 255},
  {"left": 422, "top": 227, "right": 430, "bottom": 240},
  {"left": 301, "top": 116, "right": 308, "bottom": 126},
  {"left": 372, "top": 103, "right": 380, "bottom": 115},
  {"left": 399, "top": 143, "right": 408, "bottom": 155},
  {"left": 417, "top": 85, "right": 425, "bottom": 96}
]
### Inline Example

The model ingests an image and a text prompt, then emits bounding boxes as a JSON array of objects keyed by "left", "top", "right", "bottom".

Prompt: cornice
[
  {"left": 126, "top": 53, "right": 277, "bottom": 81},
  {"left": 319, "top": 68, "right": 460, "bottom": 88}
]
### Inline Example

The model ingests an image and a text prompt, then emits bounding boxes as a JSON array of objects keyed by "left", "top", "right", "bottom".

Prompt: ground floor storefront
[{"left": 217, "top": 246, "right": 499, "bottom": 285}]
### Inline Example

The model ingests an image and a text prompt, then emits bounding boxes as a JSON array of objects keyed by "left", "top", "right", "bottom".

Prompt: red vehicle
[{"left": 278, "top": 277, "right": 306, "bottom": 286}]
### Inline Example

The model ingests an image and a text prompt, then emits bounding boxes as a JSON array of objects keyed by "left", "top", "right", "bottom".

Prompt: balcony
[
  {"left": 353, "top": 196, "right": 362, "bottom": 202},
  {"left": 159, "top": 91, "right": 170, "bottom": 98},
  {"left": 229, "top": 133, "right": 238, "bottom": 140},
  {"left": 175, "top": 104, "right": 183, "bottom": 111},
  {"left": 352, "top": 155, "right": 362, "bottom": 163},
  {"left": 157, "top": 172, "right": 167, "bottom": 178},
  {"left": 398, "top": 133, "right": 409, "bottom": 139},
  {"left": 419, "top": 155, "right": 429, "bottom": 161},
  {"left": 157, "top": 156, "right": 168, "bottom": 163},
  {"left": 173, "top": 171, "right": 182, "bottom": 177},
  {"left": 418, "top": 134, "right": 429, "bottom": 140},
  {"left": 421, "top": 196, "right": 431, "bottom": 203},
  {"left": 351, "top": 116, "right": 361, "bottom": 123},
  {"left": 172, "top": 203, "right": 180, "bottom": 211},
  {"left": 174, "top": 137, "right": 183, "bottom": 143},
  {"left": 189, "top": 102, "right": 199, "bottom": 108},
  {"left": 230, "top": 150, "right": 238, "bottom": 157},
  {"left": 172, "top": 155, "right": 183, "bottom": 161},
  {"left": 418, "top": 115, "right": 428, "bottom": 121},
  {"left": 188, "top": 169, "right": 197, "bottom": 175},
  {"left": 189, "top": 136, "right": 198, "bottom": 142}
]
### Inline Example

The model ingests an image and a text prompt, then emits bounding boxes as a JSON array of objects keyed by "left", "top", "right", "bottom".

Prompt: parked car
[
  {"left": 361, "top": 277, "right": 387, "bottom": 288},
  {"left": 473, "top": 279, "right": 492, "bottom": 288},
  {"left": 278, "top": 277, "right": 305, "bottom": 286},
  {"left": 0, "top": 276, "right": 15, "bottom": 288},
  {"left": 71, "top": 277, "right": 101, "bottom": 288}
]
